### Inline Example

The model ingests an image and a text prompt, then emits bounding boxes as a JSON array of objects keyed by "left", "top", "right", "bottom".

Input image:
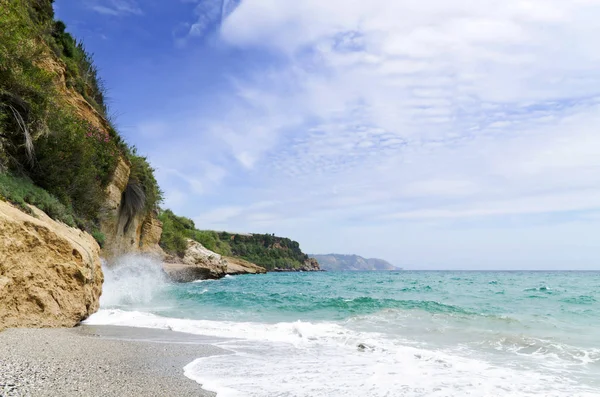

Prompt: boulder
[
  {"left": 0, "top": 201, "right": 103, "bottom": 331},
  {"left": 162, "top": 240, "right": 266, "bottom": 282},
  {"left": 224, "top": 256, "right": 267, "bottom": 275},
  {"left": 162, "top": 240, "right": 227, "bottom": 282}
]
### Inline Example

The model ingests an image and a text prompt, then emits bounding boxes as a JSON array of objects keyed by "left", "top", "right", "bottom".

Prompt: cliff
[
  {"left": 0, "top": 0, "right": 164, "bottom": 331},
  {"left": 36, "top": 24, "right": 165, "bottom": 261},
  {"left": 311, "top": 254, "right": 401, "bottom": 271},
  {"left": 0, "top": 201, "right": 103, "bottom": 331},
  {"left": 159, "top": 210, "right": 320, "bottom": 272},
  {"left": 2, "top": 0, "right": 164, "bottom": 261},
  {"left": 99, "top": 157, "right": 165, "bottom": 261}
]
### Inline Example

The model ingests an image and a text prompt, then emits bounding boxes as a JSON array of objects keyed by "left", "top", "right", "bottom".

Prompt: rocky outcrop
[
  {"left": 0, "top": 201, "right": 103, "bottom": 331},
  {"left": 301, "top": 257, "right": 321, "bottom": 271},
  {"left": 99, "top": 158, "right": 165, "bottom": 260},
  {"left": 162, "top": 240, "right": 266, "bottom": 282},
  {"left": 163, "top": 240, "right": 227, "bottom": 282},
  {"left": 138, "top": 213, "right": 164, "bottom": 256},
  {"left": 224, "top": 256, "right": 267, "bottom": 275},
  {"left": 273, "top": 258, "right": 322, "bottom": 272}
]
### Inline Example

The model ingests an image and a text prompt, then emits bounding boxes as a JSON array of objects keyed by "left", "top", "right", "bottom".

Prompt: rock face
[
  {"left": 99, "top": 158, "right": 165, "bottom": 260},
  {"left": 163, "top": 240, "right": 266, "bottom": 282},
  {"left": 301, "top": 257, "right": 321, "bottom": 271},
  {"left": 0, "top": 201, "right": 103, "bottom": 331},
  {"left": 273, "top": 258, "right": 322, "bottom": 272},
  {"left": 224, "top": 256, "right": 267, "bottom": 275}
]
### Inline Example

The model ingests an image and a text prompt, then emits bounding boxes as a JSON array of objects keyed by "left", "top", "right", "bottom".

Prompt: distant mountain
[{"left": 310, "top": 254, "right": 401, "bottom": 271}]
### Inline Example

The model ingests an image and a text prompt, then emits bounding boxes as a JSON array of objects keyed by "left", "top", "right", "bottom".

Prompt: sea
[{"left": 85, "top": 256, "right": 600, "bottom": 397}]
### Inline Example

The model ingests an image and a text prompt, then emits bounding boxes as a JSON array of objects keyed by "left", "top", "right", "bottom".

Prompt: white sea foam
[{"left": 85, "top": 309, "right": 599, "bottom": 397}]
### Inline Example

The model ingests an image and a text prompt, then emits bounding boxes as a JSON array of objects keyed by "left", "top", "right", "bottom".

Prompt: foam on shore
[{"left": 86, "top": 309, "right": 599, "bottom": 397}]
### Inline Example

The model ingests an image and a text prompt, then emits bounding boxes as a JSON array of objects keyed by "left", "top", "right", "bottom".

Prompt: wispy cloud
[
  {"left": 139, "top": 0, "right": 600, "bottom": 267},
  {"left": 205, "top": 0, "right": 600, "bottom": 222},
  {"left": 181, "top": 0, "right": 241, "bottom": 40},
  {"left": 88, "top": 0, "right": 142, "bottom": 16}
]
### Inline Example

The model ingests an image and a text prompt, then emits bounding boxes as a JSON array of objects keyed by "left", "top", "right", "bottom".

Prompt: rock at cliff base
[
  {"left": 162, "top": 240, "right": 266, "bottom": 282},
  {"left": 224, "top": 256, "right": 267, "bottom": 275},
  {"left": 0, "top": 201, "right": 103, "bottom": 331}
]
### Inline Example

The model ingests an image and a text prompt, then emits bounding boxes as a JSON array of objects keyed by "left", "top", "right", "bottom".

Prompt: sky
[{"left": 54, "top": 0, "right": 600, "bottom": 270}]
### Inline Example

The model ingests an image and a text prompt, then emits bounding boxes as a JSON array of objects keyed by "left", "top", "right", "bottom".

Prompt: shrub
[
  {"left": 91, "top": 229, "right": 106, "bottom": 248},
  {"left": 30, "top": 113, "right": 119, "bottom": 225},
  {"left": 158, "top": 209, "right": 193, "bottom": 257},
  {"left": 0, "top": 172, "right": 77, "bottom": 226},
  {"left": 128, "top": 150, "right": 163, "bottom": 213}
]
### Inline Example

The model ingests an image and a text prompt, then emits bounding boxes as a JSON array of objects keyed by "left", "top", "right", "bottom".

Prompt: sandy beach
[{"left": 0, "top": 325, "right": 225, "bottom": 397}]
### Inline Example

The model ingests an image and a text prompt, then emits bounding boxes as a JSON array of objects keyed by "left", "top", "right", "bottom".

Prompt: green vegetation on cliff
[
  {"left": 0, "top": 0, "right": 162, "bottom": 236},
  {"left": 159, "top": 210, "right": 311, "bottom": 271}
]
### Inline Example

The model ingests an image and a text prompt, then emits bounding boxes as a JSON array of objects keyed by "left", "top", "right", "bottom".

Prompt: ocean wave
[
  {"left": 560, "top": 296, "right": 597, "bottom": 305},
  {"left": 171, "top": 286, "right": 475, "bottom": 318},
  {"left": 479, "top": 334, "right": 600, "bottom": 366},
  {"left": 86, "top": 310, "right": 600, "bottom": 397},
  {"left": 524, "top": 286, "right": 554, "bottom": 294}
]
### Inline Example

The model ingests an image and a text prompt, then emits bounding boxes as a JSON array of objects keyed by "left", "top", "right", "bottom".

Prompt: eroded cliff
[
  {"left": 99, "top": 157, "right": 165, "bottom": 260},
  {"left": 0, "top": 201, "right": 103, "bottom": 331}
]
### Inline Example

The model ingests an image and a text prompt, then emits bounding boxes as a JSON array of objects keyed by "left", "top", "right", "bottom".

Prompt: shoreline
[{"left": 0, "top": 325, "right": 227, "bottom": 397}]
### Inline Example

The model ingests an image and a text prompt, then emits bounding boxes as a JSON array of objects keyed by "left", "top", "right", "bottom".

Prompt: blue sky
[{"left": 55, "top": 0, "right": 600, "bottom": 270}]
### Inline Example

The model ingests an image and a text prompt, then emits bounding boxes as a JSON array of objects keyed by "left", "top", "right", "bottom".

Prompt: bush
[
  {"left": 158, "top": 209, "right": 193, "bottom": 257},
  {"left": 91, "top": 229, "right": 106, "bottom": 248},
  {"left": 128, "top": 151, "right": 163, "bottom": 213},
  {"left": 50, "top": 19, "right": 107, "bottom": 115},
  {"left": 0, "top": 172, "right": 77, "bottom": 226},
  {"left": 30, "top": 113, "right": 119, "bottom": 225}
]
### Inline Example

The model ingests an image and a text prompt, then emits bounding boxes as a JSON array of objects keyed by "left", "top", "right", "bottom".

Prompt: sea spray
[{"left": 100, "top": 255, "right": 170, "bottom": 308}]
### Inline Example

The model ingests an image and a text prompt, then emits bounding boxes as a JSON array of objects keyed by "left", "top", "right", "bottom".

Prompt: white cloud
[
  {"left": 88, "top": 0, "right": 142, "bottom": 16},
  {"left": 182, "top": 0, "right": 241, "bottom": 40},
  {"left": 148, "top": 0, "right": 600, "bottom": 267}
]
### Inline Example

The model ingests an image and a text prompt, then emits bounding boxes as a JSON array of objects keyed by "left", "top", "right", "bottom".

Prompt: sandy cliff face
[
  {"left": 99, "top": 158, "right": 165, "bottom": 260},
  {"left": 163, "top": 240, "right": 266, "bottom": 282},
  {"left": 0, "top": 201, "right": 103, "bottom": 331}
]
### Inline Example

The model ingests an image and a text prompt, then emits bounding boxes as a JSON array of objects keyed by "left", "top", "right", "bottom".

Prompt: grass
[{"left": 0, "top": 172, "right": 76, "bottom": 227}]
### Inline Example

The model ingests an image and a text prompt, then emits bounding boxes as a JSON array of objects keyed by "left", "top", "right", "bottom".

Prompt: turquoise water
[{"left": 89, "top": 258, "right": 600, "bottom": 396}]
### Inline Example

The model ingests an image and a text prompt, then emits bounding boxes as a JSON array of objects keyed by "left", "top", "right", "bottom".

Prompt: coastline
[{"left": 0, "top": 325, "right": 226, "bottom": 397}]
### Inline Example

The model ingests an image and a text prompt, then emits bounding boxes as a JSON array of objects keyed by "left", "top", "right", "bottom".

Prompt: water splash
[{"left": 100, "top": 255, "right": 169, "bottom": 308}]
